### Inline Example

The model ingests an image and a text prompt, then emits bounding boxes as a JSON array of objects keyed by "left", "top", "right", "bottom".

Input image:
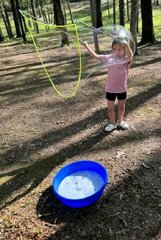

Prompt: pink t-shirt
[{"left": 100, "top": 54, "right": 130, "bottom": 93}]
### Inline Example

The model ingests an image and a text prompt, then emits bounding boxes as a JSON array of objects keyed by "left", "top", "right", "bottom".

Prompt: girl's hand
[
  {"left": 82, "top": 41, "right": 88, "bottom": 48},
  {"left": 122, "top": 40, "right": 133, "bottom": 59},
  {"left": 82, "top": 41, "right": 101, "bottom": 60}
]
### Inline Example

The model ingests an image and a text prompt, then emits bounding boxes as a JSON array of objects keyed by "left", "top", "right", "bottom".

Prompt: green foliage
[{"left": 1, "top": 1, "right": 161, "bottom": 44}]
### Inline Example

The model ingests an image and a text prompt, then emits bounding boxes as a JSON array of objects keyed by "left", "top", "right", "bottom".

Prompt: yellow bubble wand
[{"left": 19, "top": 10, "right": 82, "bottom": 99}]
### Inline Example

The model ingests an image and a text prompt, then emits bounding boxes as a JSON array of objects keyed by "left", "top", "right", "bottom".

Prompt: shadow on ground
[
  {"left": 0, "top": 81, "right": 161, "bottom": 210},
  {"left": 36, "top": 148, "right": 161, "bottom": 240}
]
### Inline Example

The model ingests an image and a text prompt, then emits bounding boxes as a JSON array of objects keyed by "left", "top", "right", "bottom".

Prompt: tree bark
[
  {"left": 89, "top": 0, "right": 103, "bottom": 53},
  {"left": 130, "top": 0, "right": 139, "bottom": 54},
  {"left": 119, "top": 0, "right": 124, "bottom": 26},
  {"left": 0, "top": 27, "right": 4, "bottom": 42},
  {"left": 52, "top": 0, "right": 69, "bottom": 46},
  {"left": 113, "top": 0, "right": 116, "bottom": 24},
  {"left": 10, "top": 0, "right": 22, "bottom": 38},
  {"left": 15, "top": 0, "right": 27, "bottom": 41},
  {"left": 140, "top": 0, "right": 156, "bottom": 44},
  {"left": 30, "top": 0, "right": 39, "bottom": 34},
  {"left": 1, "top": 1, "right": 14, "bottom": 39}
]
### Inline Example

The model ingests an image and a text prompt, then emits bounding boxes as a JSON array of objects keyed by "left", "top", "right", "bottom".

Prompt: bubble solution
[{"left": 58, "top": 170, "right": 104, "bottom": 199}]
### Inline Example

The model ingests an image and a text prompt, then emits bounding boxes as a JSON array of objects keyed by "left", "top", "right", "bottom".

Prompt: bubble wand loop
[
  {"left": 19, "top": 9, "right": 83, "bottom": 99},
  {"left": 19, "top": 10, "right": 85, "bottom": 45}
]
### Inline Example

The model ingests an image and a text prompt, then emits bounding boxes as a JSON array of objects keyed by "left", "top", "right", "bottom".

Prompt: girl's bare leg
[
  {"left": 107, "top": 100, "right": 115, "bottom": 124},
  {"left": 117, "top": 99, "right": 126, "bottom": 124}
]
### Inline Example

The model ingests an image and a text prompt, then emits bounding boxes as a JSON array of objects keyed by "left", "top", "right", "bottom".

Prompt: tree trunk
[
  {"left": 15, "top": 0, "right": 27, "bottom": 41},
  {"left": 89, "top": 0, "right": 103, "bottom": 53},
  {"left": 140, "top": 0, "right": 156, "bottom": 44},
  {"left": 130, "top": 0, "right": 139, "bottom": 54},
  {"left": 10, "top": 0, "right": 27, "bottom": 41},
  {"left": 10, "top": 0, "right": 22, "bottom": 38},
  {"left": 22, "top": 14, "right": 28, "bottom": 32},
  {"left": 62, "top": 0, "right": 67, "bottom": 25},
  {"left": 126, "top": 0, "right": 130, "bottom": 21},
  {"left": 89, "top": 0, "right": 103, "bottom": 28},
  {"left": 113, "top": 0, "right": 116, "bottom": 24},
  {"left": 119, "top": 0, "right": 124, "bottom": 26},
  {"left": 17, "top": 0, "right": 28, "bottom": 32},
  {"left": 52, "top": 0, "right": 69, "bottom": 47},
  {"left": 30, "top": 0, "right": 39, "bottom": 34},
  {"left": 0, "top": 27, "right": 4, "bottom": 42},
  {"left": 107, "top": 0, "right": 111, "bottom": 19},
  {"left": 67, "top": 1, "right": 74, "bottom": 24},
  {"left": 42, "top": 9, "right": 49, "bottom": 31},
  {"left": 1, "top": 2, "right": 14, "bottom": 39}
]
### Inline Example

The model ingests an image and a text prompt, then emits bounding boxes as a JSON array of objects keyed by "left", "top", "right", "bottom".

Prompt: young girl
[{"left": 83, "top": 37, "right": 133, "bottom": 132}]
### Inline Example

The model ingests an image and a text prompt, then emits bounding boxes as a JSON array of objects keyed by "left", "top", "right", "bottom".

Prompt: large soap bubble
[
  {"left": 95, "top": 24, "right": 135, "bottom": 56},
  {"left": 88, "top": 24, "right": 135, "bottom": 68},
  {"left": 76, "top": 20, "right": 135, "bottom": 55},
  {"left": 75, "top": 21, "right": 135, "bottom": 78}
]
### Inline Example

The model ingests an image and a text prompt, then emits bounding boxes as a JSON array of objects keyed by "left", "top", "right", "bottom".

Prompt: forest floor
[{"left": 0, "top": 40, "right": 161, "bottom": 240}]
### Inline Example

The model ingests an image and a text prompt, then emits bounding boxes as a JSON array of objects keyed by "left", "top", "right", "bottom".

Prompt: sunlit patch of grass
[{"left": 153, "top": 9, "right": 161, "bottom": 40}]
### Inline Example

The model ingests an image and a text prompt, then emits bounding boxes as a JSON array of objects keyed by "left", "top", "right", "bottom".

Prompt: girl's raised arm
[{"left": 83, "top": 41, "right": 102, "bottom": 61}]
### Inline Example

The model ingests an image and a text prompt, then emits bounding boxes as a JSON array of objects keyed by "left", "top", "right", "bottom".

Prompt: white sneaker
[
  {"left": 105, "top": 123, "right": 117, "bottom": 132},
  {"left": 117, "top": 121, "right": 129, "bottom": 130}
]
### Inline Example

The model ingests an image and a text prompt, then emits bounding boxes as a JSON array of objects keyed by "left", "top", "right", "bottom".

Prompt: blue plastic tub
[{"left": 52, "top": 160, "right": 108, "bottom": 208}]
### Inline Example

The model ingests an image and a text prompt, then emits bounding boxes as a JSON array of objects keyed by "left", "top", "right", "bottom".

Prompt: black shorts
[{"left": 106, "top": 92, "right": 127, "bottom": 101}]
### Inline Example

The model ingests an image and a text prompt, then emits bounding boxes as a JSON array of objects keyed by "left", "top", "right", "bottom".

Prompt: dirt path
[{"left": 0, "top": 42, "right": 161, "bottom": 240}]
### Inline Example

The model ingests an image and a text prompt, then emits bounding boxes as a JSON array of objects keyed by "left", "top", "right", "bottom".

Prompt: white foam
[{"left": 58, "top": 170, "right": 104, "bottom": 199}]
